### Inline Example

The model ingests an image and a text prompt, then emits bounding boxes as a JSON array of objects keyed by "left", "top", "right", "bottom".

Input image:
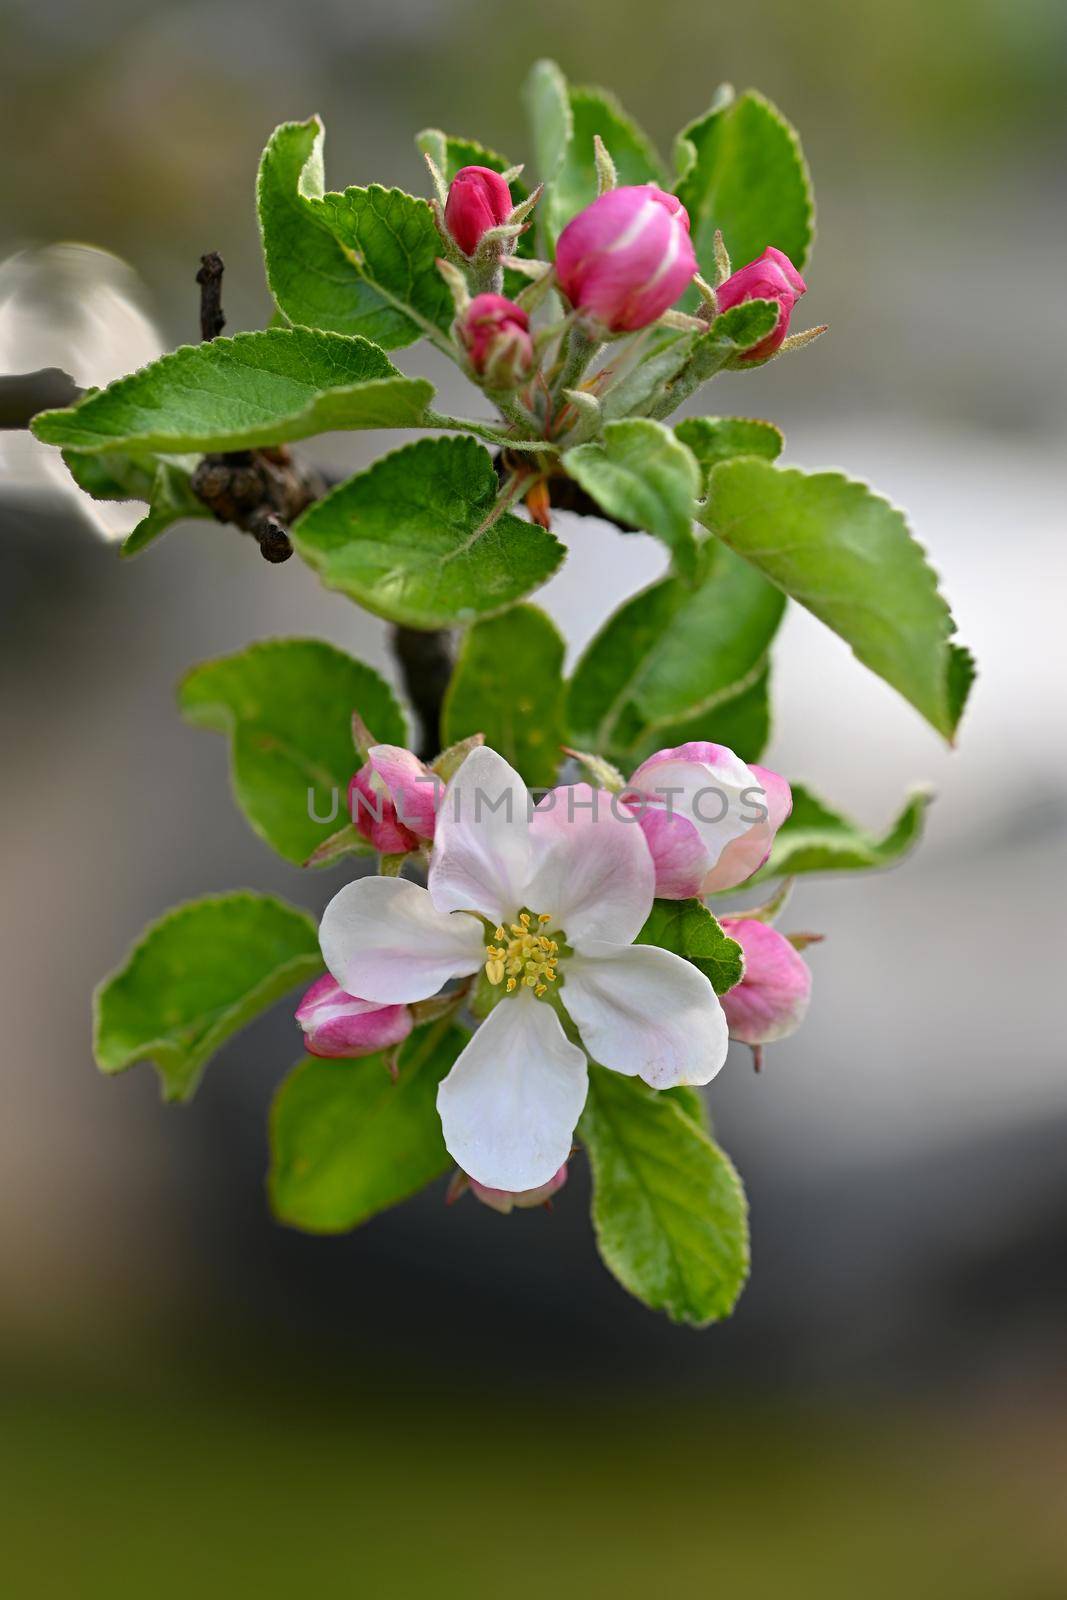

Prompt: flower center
[{"left": 484, "top": 911, "right": 562, "bottom": 999}]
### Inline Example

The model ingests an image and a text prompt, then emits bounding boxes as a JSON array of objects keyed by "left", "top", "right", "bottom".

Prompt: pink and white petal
[
  {"left": 719, "top": 918, "right": 811, "bottom": 1044},
  {"left": 526, "top": 785, "right": 655, "bottom": 944},
  {"left": 436, "top": 992, "right": 588, "bottom": 1191},
  {"left": 429, "top": 746, "right": 533, "bottom": 922},
  {"left": 563, "top": 940, "right": 729, "bottom": 1089},
  {"left": 631, "top": 805, "right": 708, "bottom": 900},
  {"left": 319, "top": 876, "right": 483, "bottom": 1005},
  {"left": 702, "top": 765, "right": 792, "bottom": 893},
  {"left": 367, "top": 745, "right": 440, "bottom": 840}
]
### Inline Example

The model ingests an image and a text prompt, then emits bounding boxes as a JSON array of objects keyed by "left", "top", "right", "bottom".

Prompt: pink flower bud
[
  {"left": 623, "top": 742, "right": 792, "bottom": 898},
  {"left": 718, "top": 919, "right": 811, "bottom": 1045},
  {"left": 349, "top": 744, "right": 440, "bottom": 855},
  {"left": 554, "top": 185, "right": 697, "bottom": 333},
  {"left": 468, "top": 1163, "right": 568, "bottom": 1215},
  {"left": 444, "top": 165, "right": 513, "bottom": 257},
  {"left": 296, "top": 974, "right": 413, "bottom": 1059},
  {"left": 714, "top": 246, "right": 807, "bottom": 360},
  {"left": 457, "top": 294, "right": 535, "bottom": 389}
]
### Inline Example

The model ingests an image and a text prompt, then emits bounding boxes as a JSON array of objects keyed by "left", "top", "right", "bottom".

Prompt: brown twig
[
  {"left": 0, "top": 368, "right": 84, "bottom": 429},
  {"left": 195, "top": 251, "right": 227, "bottom": 341}
]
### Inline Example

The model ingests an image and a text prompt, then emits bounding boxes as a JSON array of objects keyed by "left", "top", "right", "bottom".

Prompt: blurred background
[{"left": 2, "top": 0, "right": 1066, "bottom": 1593}]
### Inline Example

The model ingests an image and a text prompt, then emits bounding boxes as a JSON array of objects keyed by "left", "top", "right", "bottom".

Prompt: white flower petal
[
  {"left": 437, "top": 991, "right": 589, "bottom": 1190},
  {"left": 428, "top": 746, "right": 533, "bottom": 922},
  {"left": 320, "top": 876, "right": 483, "bottom": 1004},
  {"left": 563, "top": 940, "right": 729, "bottom": 1088},
  {"left": 526, "top": 785, "right": 655, "bottom": 945}
]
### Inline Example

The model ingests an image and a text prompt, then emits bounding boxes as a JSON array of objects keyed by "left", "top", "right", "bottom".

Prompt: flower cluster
[{"left": 297, "top": 737, "right": 815, "bottom": 1206}]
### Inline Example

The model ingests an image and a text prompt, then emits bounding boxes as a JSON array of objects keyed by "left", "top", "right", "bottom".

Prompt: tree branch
[{"left": 0, "top": 368, "right": 83, "bottom": 429}]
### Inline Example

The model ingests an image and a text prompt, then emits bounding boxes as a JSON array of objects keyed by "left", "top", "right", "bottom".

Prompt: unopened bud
[
  {"left": 554, "top": 185, "right": 697, "bottom": 333},
  {"left": 444, "top": 165, "right": 513, "bottom": 258},
  {"left": 714, "top": 246, "right": 807, "bottom": 361},
  {"left": 296, "top": 975, "right": 413, "bottom": 1059},
  {"left": 456, "top": 294, "right": 535, "bottom": 390}
]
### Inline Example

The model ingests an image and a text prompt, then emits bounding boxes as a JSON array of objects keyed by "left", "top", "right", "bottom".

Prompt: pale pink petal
[
  {"left": 563, "top": 940, "right": 729, "bottom": 1088},
  {"left": 319, "top": 876, "right": 483, "bottom": 1005},
  {"left": 429, "top": 746, "right": 533, "bottom": 922},
  {"left": 629, "top": 806, "right": 707, "bottom": 900},
  {"left": 295, "top": 973, "right": 413, "bottom": 1058},
  {"left": 367, "top": 744, "right": 440, "bottom": 840},
  {"left": 719, "top": 918, "right": 811, "bottom": 1044},
  {"left": 525, "top": 784, "right": 655, "bottom": 945},
  {"left": 468, "top": 1163, "right": 568, "bottom": 1214},
  {"left": 703, "top": 764, "right": 792, "bottom": 893},
  {"left": 436, "top": 992, "right": 588, "bottom": 1191}
]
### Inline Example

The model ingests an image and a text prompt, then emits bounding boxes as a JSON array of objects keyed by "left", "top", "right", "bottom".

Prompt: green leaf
[
  {"left": 640, "top": 664, "right": 771, "bottom": 767},
  {"left": 309, "top": 185, "right": 453, "bottom": 341},
  {"left": 258, "top": 117, "right": 420, "bottom": 348},
  {"left": 94, "top": 893, "right": 322, "bottom": 1103},
  {"left": 179, "top": 639, "right": 406, "bottom": 866},
  {"left": 566, "top": 542, "right": 785, "bottom": 761},
  {"left": 636, "top": 899, "right": 744, "bottom": 996},
  {"left": 662, "top": 1084, "right": 710, "bottom": 1132},
  {"left": 528, "top": 62, "right": 665, "bottom": 244},
  {"left": 674, "top": 415, "right": 783, "bottom": 492},
  {"left": 269, "top": 1022, "right": 469, "bottom": 1232},
  {"left": 441, "top": 605, "right": 565, "bottom": 788},
  {"left": 61, "top": 448, "right": 212, "bottom": 556},
  {"left": 746, "top": 784, "right": 933, "bottom": 883},
  {"left": 292, "top": 436, "right": 565, "bottom": 628},
  {"left": 414, "top": 130, "right": 534, "bottom": 270},
  {"left": 645, "top": 303, "right": 781, "bottom": 420},
  {"left": 580, "top": 1065, "right": 749, "bottom": 1326},
  {"left": 564, "top": 419, "right": 700, "bottom": 578},
  {"left": 33, "top": 328, "right": 434, "bottom": 455},
  {"left": 674, "top": 87, "right": 814, "bottom": 282},
  {"left": 702, "top": 459, "right": 975, "bottom": 741}
]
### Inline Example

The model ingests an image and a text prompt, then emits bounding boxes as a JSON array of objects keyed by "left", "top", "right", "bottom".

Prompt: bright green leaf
[
  {"left": 567, "top": 542, "right": 785, "bottom": 760},
  {"left": 674, "top": 87, "right": 814, "bottom": 281},
  {"left": 564, "top": 419, "right": 700, "bottom": 577},
  {"left": 33, "top": 328, "right": 434, "bottom": 454},
  {"left": 638, "top": 664, "right": 771, "bottom": 767},
  {"left": 646, "top": 302, "right": 781, "bottom": 420},
  {"left": 269, "top": 1022, "right": 469, "bottom": 1232},
  {"left": 524, "top": 59, "right": 573, "bottom": 188},
  {"left": 309, "top": 185, "right": 452, "bottom": 340},
  {"left": 94, "top": 893, "right": 322, "bottom": 1103},
  {"left": 703, "top": 459, "right": 975, "bottom": 740},
  {"left": 292, "top": 436, "right": 565, "bottom": 628},
  {"left": 62, "top": 448, "right": 212, "bottom": 556},
  {"left": 674, "top": 415, "right": 783, "bottom": 492},
  {"left": 580, "top": 1065, "right": 749, "bottom": 1326},
  {"left": 442, "top": 605, "right": 565, "bottom": 788},
  {"left": 636, "top": 899, "right": 744, "bottom": 996},
  {"left": 179, "top": 639, "right": 405, "bottom": 866},
  {"left": 258, "top": 117, "right": 419, "bottom": 348},
  {"left": 746, "top": 784, "right": 933, "bottom": 884}
]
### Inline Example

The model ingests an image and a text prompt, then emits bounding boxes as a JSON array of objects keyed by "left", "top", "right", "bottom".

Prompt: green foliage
[
  {"left": 526, "top": 60, "right": 665, "bottom": 244},
  {"left": 414, "top": 129, "right": 534, "bottom": 271},
  {"left": 179, "top": 639, "right": 406, "bottom": 865},
  {"left": 258, "top": 118, "right": 423, "bottom": 348},
  {"left": 292, "top": 436, "right": 564, "bottom": 627},
  {"left": 566, "top": 543, "right": 785, "bottom": 764},
  {"left": 674, "top": 87, "right": 814, "bottom": 281},
  {"left": 309, "top": 186, "right": 453, "bottom": 339},
  {"left": 644, "top": 666, "right": 771, "bottom": 766},
  {"left": 580, "top": 1066, "right": 749, "bottom": 1326},
  {"left": 442, "top": 605, "right": 565, "bottom": 788},
  {"left": 33, "top": 328, "right": 434, "bottom": 454},
  {"left": 62, "top": 449, "right": 211, "bottom": 555},
  {"left": 643, "top": 303, "right": 781, "bottom": 420},
  {"left": 94, "top": 893, "right": 322, "bottom": 1102},
  {"left": 564, "top": 419, "right": 700, "bottom": 577},
  {"left": 270, "top": 1022, "right": 469, "bottom": 1232},
  {"left": 747, "top": 784, "right": 933, "bottom": 883},
  {"left": 637, "top": 900, "right": 745, "bottom": 996},
  {"left": 703, "top": 459, "right": 975, "bottom": 740},
  {"left": 675, "top": 416, "right": 784, "bottom": 491}
]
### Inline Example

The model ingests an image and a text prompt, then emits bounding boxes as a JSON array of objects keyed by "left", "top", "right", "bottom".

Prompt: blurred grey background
[{"left": 1, "top": 0, "right": 1065, "bottom": 1592}]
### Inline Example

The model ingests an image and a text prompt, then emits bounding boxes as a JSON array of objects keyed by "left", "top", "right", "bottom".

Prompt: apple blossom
[
  {"left": 554, "top": 184, "right": 697, "bottom": 333},
  {"left": 296, "top": 974, "right": 414, "bottom": 1059},
  {"left": 714, "top": 246, "right": 807, "bottom": 360},
  {"left": 623, "top": 742, "right": 791, "bottom": 899},
  {"left": 318, "top": 747, "right": 729, "bottom": 1191},
  {"left": 349, "top": 743, "right": 439, "bottom": 855},
  {"left": 718, "top": 918, "right": 812, "bottom": 1049},
  {"left": 456, "top": 294, "right": 535, "bottom": 389},
  {"left": 444, "top": 165, "right": 513, "bottom": 257}
]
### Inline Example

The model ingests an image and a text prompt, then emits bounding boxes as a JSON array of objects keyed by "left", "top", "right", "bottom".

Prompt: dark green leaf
[
  {"left": 94, "top": 893, "right": 322, "bottom": 1103},
  {"left": 674, "top": 87, "right": 814, "bottom": 281},
  {"left": 292, "top": 436, "right": 565, "bottom": 627},
  {"left": 258, "top": 117, "right": 419, "bottom": 347},
  {"left": 702, "top": 459, "right": 975, "bottom": 740},
  {"left": 269, "top": 1022, "right": 469, "bottom": 1232},
  {"left": 442, "top": 605, "right": 565, "bottom": 788},
  {"left": 33, "top": 327, "right": 434, "bottom": 454},
  {"left": 179, "top": 639, "right": 406, "bottom": 866},
  {"left": 675, "top": 415, "right": 783, "bottom": 492},
  {"left": 636, "top": 899, "right": 744, "bottom": 996},
  {"left": 746, "top": 784, "right": 933, "bottom": 883},
  {"left": 580, "top": 1065, "right": 749, "bottom": 1326},
  {"left": 639, "top": 665, "right": 771, "bottom": 767},
  {"left": 564, "top": 419, "right": 700, "bottom": 577}
]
